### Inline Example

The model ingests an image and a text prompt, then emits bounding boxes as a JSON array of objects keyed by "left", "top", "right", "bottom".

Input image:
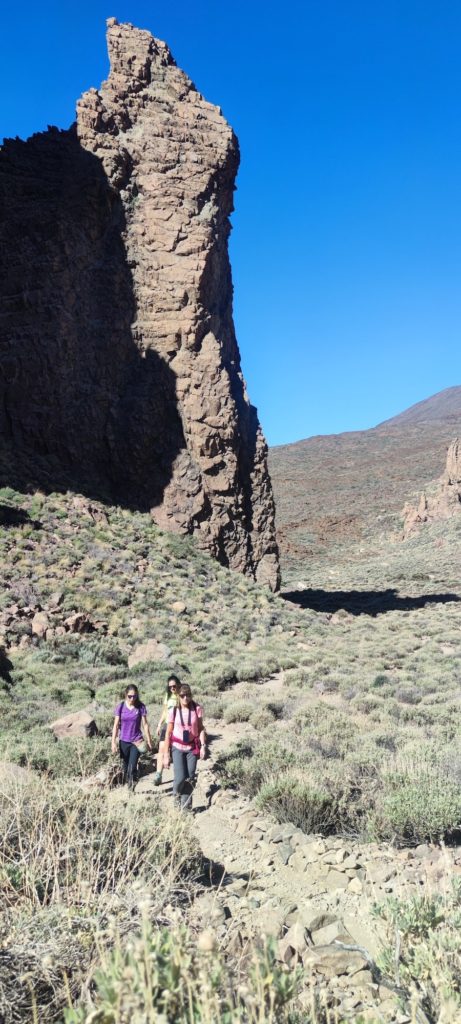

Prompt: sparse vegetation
[{"left": 1, "top": 479, "right": 461, "bottom": 1020}]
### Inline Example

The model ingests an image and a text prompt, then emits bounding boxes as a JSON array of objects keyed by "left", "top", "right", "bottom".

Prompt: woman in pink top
[{"left": 164, "top": 683, "right": 207, "bottom": 810}]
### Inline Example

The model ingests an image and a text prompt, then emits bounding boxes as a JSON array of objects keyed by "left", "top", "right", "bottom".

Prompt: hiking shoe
[{"left": 153, "top": 771, "right": 162, "bottom": 786}]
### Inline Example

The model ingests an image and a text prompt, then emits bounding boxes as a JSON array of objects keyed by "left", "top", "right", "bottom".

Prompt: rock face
[
  {"left": 403, "top": 439, "right": 461, "bottom": 537},
  {"left": 0, "top": 19, "right": 280, "bottom": 590}
]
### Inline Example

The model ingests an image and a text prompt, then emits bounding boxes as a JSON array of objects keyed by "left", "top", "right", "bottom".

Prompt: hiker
[
  {"left": 163, "top": 683, "right": 207, "bottom": 810},
  {"left": 153, "top": 674, "right": 180, "bottom": 786},
  {"left": 111, "top": 684, "right": 153, "bottom": 789}
]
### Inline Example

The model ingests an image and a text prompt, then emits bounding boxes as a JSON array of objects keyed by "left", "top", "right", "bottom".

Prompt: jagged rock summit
[
  {"left": 402, "top": 438, "right": 461, "bottom": 537},
  {"left": 0, "top": 19, "right": 280, "bottom": 590}
]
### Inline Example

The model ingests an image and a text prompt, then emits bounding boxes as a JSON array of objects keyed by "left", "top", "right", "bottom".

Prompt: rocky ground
[
  {"left": 269, "top": 388, "right": 461, "bottom": 586},
  {"left": 2, "top": 484, "right": 461, "bottom": 1020},
  {"left": 105, "top": 674, "right": 460, "bottom": 1023}
]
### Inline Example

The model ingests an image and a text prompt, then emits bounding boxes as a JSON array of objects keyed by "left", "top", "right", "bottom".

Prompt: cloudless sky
[{"left": 2, "top": 1, "right": 461, "bottom": 444}]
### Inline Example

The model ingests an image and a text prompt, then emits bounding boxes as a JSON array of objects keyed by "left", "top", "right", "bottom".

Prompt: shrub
[
  {"left": 372, "top": 673, "right": 390, "bottom": 688},
  {"left": 373, "top": 883, "right": 461, "bottom": 1022},
  {"left": 0, "top": 774, "right": 196, "bottom": 910},
  {"left": 0, "top": 773, "right": 201, "bottom": 1023},
  {"left": 256, "top": 773, "right": 342, "bottom": 835},
  {"left": 0, "top": 733, "right": 111, "bottom": 779},
  {"left": 249, "top": 707, "right": 275, "bottom": 730},
  {"left": 223, "top": 700, "right": 252, "bottom": 724},
  {"left": 64, "top": 919, "right": 300, "bottom": 1024},
  {"left": 0, "top": 905, "right": 96, "bottom": 1023},
  {"left": 370, "top": 758, "right": 461, "bottom": 845}
]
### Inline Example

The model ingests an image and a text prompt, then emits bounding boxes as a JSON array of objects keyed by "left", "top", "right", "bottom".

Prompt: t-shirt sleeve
[
  {"left": 114, "top": 702, "right": 123, "bottom": 718},
  {"left": 167, "top": 708, "right": 175, "bottom": 724},
  {"left": 196, "top": 704, "right": 203, "bottom": 720},
  {"left": 140, "top": 703, "right": 147, "bottom": 717}
]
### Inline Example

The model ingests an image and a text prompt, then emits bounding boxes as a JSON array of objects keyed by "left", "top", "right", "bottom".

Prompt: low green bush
[
  {"left": 223, "top": 700, "right": 253, "bottom": 724},
  {"left": 370, "top": 759, "right": 461, "bottom": 845},
  {"left": 374, "top": 882, "right": 461, "bottom": 1021},
  {"left": 256, "top": 774, "right": 342, "bottom": 835}
]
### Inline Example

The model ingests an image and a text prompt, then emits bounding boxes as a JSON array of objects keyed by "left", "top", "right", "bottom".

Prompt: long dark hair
[
  {"left": 165, "top": 674, "right": 180, "bottom": 697},
  {"left": 124, "top": 684, "right": 141, "bottom": 709}
]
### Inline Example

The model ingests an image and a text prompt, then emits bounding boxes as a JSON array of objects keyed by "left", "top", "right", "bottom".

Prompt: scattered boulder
[
  {"left": 128, "top": 639, "right": 172, "bottom": 668},
  {"left": 64, "top": 612, "right": 95, "bottom": 634},
  {"left": 302, "top": 945, "right": 368, "bottom": 979},
  {"left": 170, "top": 601, "right": 186, "bottom": 615},
  {"left": 277, "top": 921, "right": 310, "bottom": 966},
  {"left": 49, "top": 710, "right": 98, "bottom": 739},
  {"left": 31, "top": 611, "right": 49, "bottom": 638},
  {"left": 311, "top": 920, "right": 352, "bottom": 946}
]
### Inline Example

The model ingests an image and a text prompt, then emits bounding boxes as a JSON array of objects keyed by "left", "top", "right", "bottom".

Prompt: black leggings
[{"left": 119, "top": 740, "right": 140, "bottom": 786}]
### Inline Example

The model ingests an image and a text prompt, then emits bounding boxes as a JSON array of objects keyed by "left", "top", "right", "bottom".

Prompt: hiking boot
[{"left": 153, "top": 771, "right": 162, "bottom": 786}]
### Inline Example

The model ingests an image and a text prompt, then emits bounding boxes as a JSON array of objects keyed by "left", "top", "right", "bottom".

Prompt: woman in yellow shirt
[{"left": 153, "top": 674, "right": 180, "bottom": 785}]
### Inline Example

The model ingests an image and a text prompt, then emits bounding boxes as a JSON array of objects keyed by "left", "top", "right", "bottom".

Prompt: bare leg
[
  {"left": 156, "top": 739, "right": 165, "bottom": 772},
  {"left": 154, "top": 738, "right": 165, "bottom": 784}
]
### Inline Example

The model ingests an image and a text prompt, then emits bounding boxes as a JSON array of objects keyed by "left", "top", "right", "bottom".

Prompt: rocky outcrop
[
  {"left": 0, "top": 20, "right": 279, "bottom": 590},
  {"left": 49, "top": 710, "right": 98, "bottom": 740},
  {"left": 402, "top": 439, "right": 461, "bottom": 537}
]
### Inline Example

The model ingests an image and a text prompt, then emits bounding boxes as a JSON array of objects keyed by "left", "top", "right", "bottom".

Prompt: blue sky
[{"left": 2, "top": 1, "right": 460, "bottom": 445}]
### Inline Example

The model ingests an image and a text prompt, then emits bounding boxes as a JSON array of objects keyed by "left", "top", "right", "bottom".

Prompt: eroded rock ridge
[
  {"left": 0, "top": 19, "right": 280, "bottom": 589},
  {"left": 403, "top": 438, "right": 461, "bottom": 537}
]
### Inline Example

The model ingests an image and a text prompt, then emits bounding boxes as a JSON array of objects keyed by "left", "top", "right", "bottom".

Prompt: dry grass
[
  {"left": 2, "top": 480, "right": 461, "bottom": 1019},
  {"left": 0, "top": 770, "right": 198, "bottom": 1022}
]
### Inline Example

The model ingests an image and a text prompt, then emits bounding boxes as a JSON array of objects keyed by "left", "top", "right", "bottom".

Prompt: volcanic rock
[
  {"left": 128, "top": 638, "right": 171, "bottom": 668},
  {"left": 402, "top": 438, "right": 461, "bottom": 536},
  {"left": 49, "top": 710, "right": 98, "bottom": 739},
  {"left": 0, "top": 20, "right": 280, "bottom": 591}
]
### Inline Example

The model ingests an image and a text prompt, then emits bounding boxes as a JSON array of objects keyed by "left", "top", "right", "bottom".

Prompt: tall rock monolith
[{"left": 0, "top": 19, "right": 280, "bottom": 589}]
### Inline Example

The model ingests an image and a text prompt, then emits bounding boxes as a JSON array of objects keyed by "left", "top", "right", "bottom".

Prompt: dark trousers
[
  {"left": 119, "top": 740, "right": 140, "bottom": 787},
  {"left": 172, "top": 747, "right": 197, "bottom": 809}
]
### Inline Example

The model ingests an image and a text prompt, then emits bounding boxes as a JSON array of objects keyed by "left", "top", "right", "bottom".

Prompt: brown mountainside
[
  {"left": 0, "top": 20, "right": 279, "bottom": 590},
  {"left": 269, "top": 388, "right": 461, "bottom": 583},
  {"left": 377, "top": 385, "right": 461, "bottom": 427}
]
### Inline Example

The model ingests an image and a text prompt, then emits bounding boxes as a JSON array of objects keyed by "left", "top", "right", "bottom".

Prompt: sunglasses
[
  {"left": 127, "top": 693, "right": 137, "bottom": 699},
  {"left": 179, "top": 692, "right": 191, "bottom": 699},
  {"left": 169, "top": 684, "right": 178, "bottom": 689}
]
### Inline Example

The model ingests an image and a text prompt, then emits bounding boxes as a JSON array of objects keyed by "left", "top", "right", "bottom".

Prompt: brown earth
[{"left": 269, "top": 387, "right": 461, "bottom": 584}]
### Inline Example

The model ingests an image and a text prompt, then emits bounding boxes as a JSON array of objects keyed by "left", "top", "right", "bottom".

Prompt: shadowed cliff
[
  {"left": 0, "top": 127, "right": 184, "bottom": 510},
  {"left": 0, "top": 20, "right": 280, "bottom": 589}
]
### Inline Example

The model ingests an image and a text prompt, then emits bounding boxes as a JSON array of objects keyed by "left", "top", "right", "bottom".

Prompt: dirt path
[
  {"left": 112, "top": 674, "right": 456, "bottom": 1020},
  {"left": 130, "top": 677, "right": 385, "bottom": 948}
]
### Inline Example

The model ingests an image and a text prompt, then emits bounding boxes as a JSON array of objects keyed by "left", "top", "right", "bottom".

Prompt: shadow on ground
[
  {"left": 0, "top": 504, "right": 41, "bottom": 529},
  {"left": 282, "top": 587, "right": 461, "bottom": 616}
]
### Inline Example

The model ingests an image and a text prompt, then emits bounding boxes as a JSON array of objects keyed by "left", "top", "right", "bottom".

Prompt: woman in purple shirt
[{"left": 111, "top": 684, "right": 153, "bottom": 789}]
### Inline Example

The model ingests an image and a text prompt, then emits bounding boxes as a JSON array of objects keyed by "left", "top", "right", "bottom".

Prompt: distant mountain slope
[
  {"left": 269, "top": 388, "right": 461, "bottom": 584},
  {"left": 377, "top": 386, "right": 461, "bottom": 427}
]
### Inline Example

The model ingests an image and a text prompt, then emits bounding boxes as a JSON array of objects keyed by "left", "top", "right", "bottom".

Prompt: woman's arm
[
  {"left": 156, "top": 707, "right": 166, "bottom": 736},
  {"left": 142, "top": 716, "right": 154, "bottom": 753},
  {"left": 111, "top": 716, "right": 120, "bottom": 755},
  {"left": 197, "top": 717, "right": 207, "bottom": 759}
]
